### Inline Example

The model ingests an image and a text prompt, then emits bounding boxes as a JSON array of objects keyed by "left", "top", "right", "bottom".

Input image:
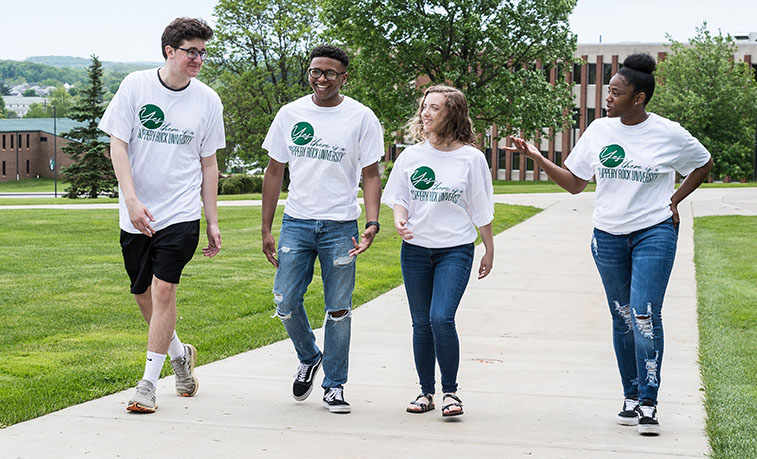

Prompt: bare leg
[{"left": 146, "top": 276, "right": 177, "bottom": 354}]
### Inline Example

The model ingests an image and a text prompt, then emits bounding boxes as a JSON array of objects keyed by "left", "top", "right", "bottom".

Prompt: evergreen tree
[{"left": 61, "top": 55, "right": 116, "bottom": 198}]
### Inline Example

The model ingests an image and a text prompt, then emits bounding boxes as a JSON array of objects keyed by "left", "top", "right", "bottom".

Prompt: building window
[
  {"left": 587, "top": 108, "right": 596, "bottom": 126},
  {"left": 603, "top": 63, "right": 613, "bottom": 84},
  {"left": 752, "top": 64, "right": 757, "bottom": 81},
  {"left": 2, "top": 161, "right": 5, "bottom": 176},
  {"left": 26, "top": 160, "right": 30, "bottom": 174},
  {"left": 40, "top": 136, "right": 47, "bottom": 142},
  {"left": 573, "top": 62, "right": 582, "bottom": 85},
  {"left": 2, "top": 134, "right": 5, "bottom": 149},
  {"left": 26, "top": 134, "right": 30, "bottom": 149},
  {"left": 555, "top": 151, "right": 562, "bottom": 167},
  {"left": 587, "top": 63, "right": 597, "bottom": 84},
  {"left": 572, "top": 108, "right": 581, "bottom": 129},
  {"left": 10, "top": 133, "right": 14, "bottom": 149}
]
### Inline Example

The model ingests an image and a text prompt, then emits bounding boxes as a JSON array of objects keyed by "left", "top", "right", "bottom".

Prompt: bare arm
[
  {"left": 669, "top": 157, "right": 714, "bottom": 225},
  {"left": 109, "top": 136, "right": 156, "bottom": 236},
  {"left": 200, "top": 154, "right": 221, "bottom": 258},
  {"left": 504, "top": 137, "right": 589, "bottom": 194},
  {"left": 392, "top": 204, "right": 413, "bottom": 240},
  {"left": 349, "top": 162, "right": 381, "bottom": 256},
  {"left": 261, "top": 158, "right": 286, "bottom": 267},
  {"left": 477, "top": 223, "right": 494, "bottom": 279}
]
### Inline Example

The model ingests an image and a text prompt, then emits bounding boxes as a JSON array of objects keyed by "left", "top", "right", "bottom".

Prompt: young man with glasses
[
  {"left": 261, "top": 45, "right": 383, "bottom": 413},
  {"left": 99, "top": 17, "right": 225, "bottom": 413}
]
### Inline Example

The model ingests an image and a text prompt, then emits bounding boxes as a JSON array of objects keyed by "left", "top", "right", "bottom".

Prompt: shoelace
[
  {"left": 324, "top": 388, "right": 343, "bottom": 402},
  {"left": 639, "top": 405, "right": 656, "bottom": 418},
  {"left": 294, "top": 363, "right": 310, "bottom": 382},
  {"left": 173, "top": 357, "right": 190, "bottom": 379},
  {"left": 624, "top": 398, "right": 638, "bottom": 411},
  {"left": 135, "top": 383, "right": 153, "bottom": 397}
]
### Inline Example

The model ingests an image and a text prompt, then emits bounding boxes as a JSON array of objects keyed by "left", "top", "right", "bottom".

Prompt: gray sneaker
[
  {"left": 127, "top": 379, "right": 157, "bottom": 413},
  {"left": 170, "top": 343, "right": 199, "bottom": 397}
]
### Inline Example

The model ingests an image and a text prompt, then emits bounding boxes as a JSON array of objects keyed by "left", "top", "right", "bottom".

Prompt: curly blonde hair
[{"left": 406, "top": 85, "right": 476, "bottom": 145}]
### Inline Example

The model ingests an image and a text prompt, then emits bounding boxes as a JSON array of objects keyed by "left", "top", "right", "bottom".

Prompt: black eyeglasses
[
  {"left": 307, "top": 68, "right": 346, "bottom": 81},
  {"left": 176, "top": 47, "right": 208, "bottom": 61}
]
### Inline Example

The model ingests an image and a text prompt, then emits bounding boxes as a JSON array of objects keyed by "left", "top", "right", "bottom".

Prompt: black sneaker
[
  {"left": 292, "top": 354, "right": 322, "bottom": 401},
  {"left": 637, "top": 401, "right": 661, "bottom": 435},
  {"left": 323, "top": 386, "right": 351, "bottom": 413},
  {"left": 617, "top": 398, "right": 639, "bottom": 426}
]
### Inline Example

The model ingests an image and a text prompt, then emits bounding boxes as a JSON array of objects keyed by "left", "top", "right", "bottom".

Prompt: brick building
[{"left": 0, "top": 118, "right": 84, "bottom": 182}]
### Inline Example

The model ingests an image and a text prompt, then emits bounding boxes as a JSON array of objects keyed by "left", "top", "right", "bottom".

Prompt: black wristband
[{"left": 365, "top": 221, "right": 380, "bottom": 234}]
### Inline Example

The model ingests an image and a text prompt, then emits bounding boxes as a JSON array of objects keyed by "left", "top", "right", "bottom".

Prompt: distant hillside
[{"left": 25, "top": 56, "right": 161, "bottom": 71}]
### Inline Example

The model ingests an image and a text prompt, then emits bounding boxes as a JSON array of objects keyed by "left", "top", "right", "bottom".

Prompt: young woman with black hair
[{"left": 508, "top": 53, "right": 713, "bottom": 435}]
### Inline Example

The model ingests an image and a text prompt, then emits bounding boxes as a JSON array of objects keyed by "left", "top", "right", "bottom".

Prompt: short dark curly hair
[
  {"left": 309, "top": 45, "right": 349, "bottom": 69},
  {"left": 161, "top": 17, "right": 214, "bottom": 59}
]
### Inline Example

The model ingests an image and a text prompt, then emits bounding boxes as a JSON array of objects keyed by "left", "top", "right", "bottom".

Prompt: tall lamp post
[{"left": 53, "top": 106, "right": 57, "bottom": 198}]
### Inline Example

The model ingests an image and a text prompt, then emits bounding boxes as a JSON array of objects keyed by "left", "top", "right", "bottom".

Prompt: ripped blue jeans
[
  {"left": 591, "top": 217, "right": 679, "bottom": 405},
  {"left": 273, "top": 214, "right": 358, "bottom": 389}
]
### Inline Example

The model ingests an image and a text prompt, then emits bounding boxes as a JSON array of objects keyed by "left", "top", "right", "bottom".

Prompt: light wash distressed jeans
[
  {"left": 273, "top": 214, "right": 358, "bottom": 389},
  {"left": 400, "top": 241, "right": 475, "bottom": 395},
  {"left": 591, "top": 217, "right": 679, "bottom": 405}
]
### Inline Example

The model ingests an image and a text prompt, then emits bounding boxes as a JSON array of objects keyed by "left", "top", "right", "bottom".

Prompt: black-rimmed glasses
[
  {"left": 176, "top": 47, "right": 208, "bottom": 61},
  {"left": 307, "top": 68, "right": 346, "bottom": 81}
]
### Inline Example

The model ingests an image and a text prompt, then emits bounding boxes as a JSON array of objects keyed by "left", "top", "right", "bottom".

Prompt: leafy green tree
[
  {"left": 204, "top": 0, "right": 320, "bottom": 169},
  {"left": 0, "top": 96, "right": 6, "bottom": 118},
  {"left": 22, "top": 89, "right": 37, "bottom": 97},
  {"left": 650, "top": 25, "right": 757, "bottom": 181},
  {"left": 49, "top": 86, "right": 75, "bottom": 118},
  {"left": 61, "top": 55, "right": 116, "bottom": 198},
  {"left": 1, "top": 82, "right": 10, "bottom": 96},
  {"left": 321, "top": 0, "right": 578, "bottom": 139},
  {"left": 24, "top": 102, "right": 49, "bottom": 118}
]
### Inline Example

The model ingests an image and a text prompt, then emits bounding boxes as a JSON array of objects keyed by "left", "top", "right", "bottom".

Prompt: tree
[
  {"left": 204, "top": 0, "right": 321, "bottom": 170},
  {"left": 49, "top": 86, "right": 75, "bottom": 118},
  {"left": 24, "top": 102, "right": 49, "bottom": 118},
  {"left": 321, "top": 0, "right": 578, "bottom": 140},
  {"left": 0, "top": 96, "right": 6, "bottom": 119},
  {"left": 1, "top": 82, "right": 10, "bottom": 96},
  {"left": 650, "top": 24, "right": 757, "bottom": 181},
  {"left": 22, "top": 89, "right": 37, "bottom": 97},
  {"left": 61, "top": 55, "right": 116, "bottom": 198}
]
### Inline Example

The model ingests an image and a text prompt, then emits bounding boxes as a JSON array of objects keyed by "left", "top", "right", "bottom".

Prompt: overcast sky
[{"left": 2, "top": 0, "right": 756, "bottom": 63}]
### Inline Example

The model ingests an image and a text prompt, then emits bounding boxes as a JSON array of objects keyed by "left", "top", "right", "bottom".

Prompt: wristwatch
[{"left": 365, "top": 221, "right": 380, "bottom": 234}]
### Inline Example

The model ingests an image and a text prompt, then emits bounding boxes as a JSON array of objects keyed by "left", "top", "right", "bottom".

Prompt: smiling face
[
  {"left": 606, "top": 73, "right": 644, "bottom": 118},
  {"left": 308, "top": 56, "right": 347, "bottom": 107},
  {"left": 165, "top": 38, "right": 206, "bottom": 80},
  {"left": 421, "top": 92, "right": 448, "bottom": 136}
]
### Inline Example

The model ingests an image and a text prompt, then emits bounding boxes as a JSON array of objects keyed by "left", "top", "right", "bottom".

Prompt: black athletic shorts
[{"left": 120, "top": 219, "right": 200, "bottom": 294}]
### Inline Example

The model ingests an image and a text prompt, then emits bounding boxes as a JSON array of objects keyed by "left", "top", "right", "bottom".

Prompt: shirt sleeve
[
  {"left": 98, "top": 73, "right": 136, "bottom": 143},
  {"left": 464, "top": 150, "right": 495, "bottom": 227},
  {"left": 381, "top": 151, "right": 410, "bottom": 209},
  {"left": 199, "top": 93, "right": 226, "bottom": 157},
  {"left": 261, "top": 109, "right": 289, "bottom": 163},
  {"left": 671, "top": 126, "right": 711, "bottom": 176},
  {"left": 358, "top": 111, "right": 385, "bottom": 168},
  {"left": 564, "top": 123, "right": 597, "bottom": 181}
]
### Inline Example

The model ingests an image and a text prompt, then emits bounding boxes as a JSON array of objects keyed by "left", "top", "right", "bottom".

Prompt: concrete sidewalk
[{"left": 1, "top": 188, "right": 755, "bottom": 458}]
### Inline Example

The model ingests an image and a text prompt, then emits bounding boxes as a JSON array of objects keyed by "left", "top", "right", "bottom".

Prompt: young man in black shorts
[{"left": 98, "top": 17, "right": 225, "bottom": 413}]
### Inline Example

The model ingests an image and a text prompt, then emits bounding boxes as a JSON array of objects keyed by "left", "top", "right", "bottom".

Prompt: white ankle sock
[
  {"left": 167, "top": 331, "right": 185, "bottom": 361},
  {"left": 142, "top": 351, "right": 166, "bottom": 386}
]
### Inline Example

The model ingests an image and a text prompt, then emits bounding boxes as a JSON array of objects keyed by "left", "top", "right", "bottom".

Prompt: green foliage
[
  {"left": 1, "top": 82, "right": 9, "bottom": 95},
  {"left": 61, "top": 55, "right": 116, "bottom": 198},
  {"left": 695, "top": 216, "right": 757, "bottom": 458},
  {"left": 321, "top": 0, "right": 578, "bottom": 139},
  {"left": 22, "top": 89, "right": 37, "bottom": 97},
  {"left": 23, "top": 103, "right": 49, "bottom": 118},
  {"left": 204, "top": 0, "right": 320, "bottom": 170},
  {"left": 649, "top": 25, "right": 757, "bottom": 181},
  {"left": 219, "top": 174, "right": 264, "bottom": 194},
  {"left": 49, "top": 86, "right": 75, "bottom": 117},
  {"left": 0, "top": 96, "right": 5, "bottom": 119}
]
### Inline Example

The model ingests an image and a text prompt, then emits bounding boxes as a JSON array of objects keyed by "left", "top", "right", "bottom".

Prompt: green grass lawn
[
  {"left": 695, "top": 215, "right": 757, "bottom": 458},
  {"left": 0, "top": 202, "right": 540, "bottom": 426}
]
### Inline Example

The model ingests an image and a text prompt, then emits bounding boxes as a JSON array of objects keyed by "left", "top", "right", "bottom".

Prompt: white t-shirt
[
  {"left": 99, "top": 68, "right": 225, "bottom": 233},
  {"left": 565, "top": 113, "right": 711, "bottom": 235},
  {"left": 262, "top": 95, "right": 384, "bottom": 221},
  {"left": 382, "top": 141, "right": 494, "bottom": 248}
]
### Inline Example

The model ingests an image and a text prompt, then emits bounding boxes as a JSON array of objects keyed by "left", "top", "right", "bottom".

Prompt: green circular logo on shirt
[
  {"left": 138, "top": 104, "right": 165, "bottom": 129},
  {"left": 410, "top": 166, "right": 436, "bottom": 190},
  {"left": 599, "top": 144, "right": 625, "bottom": 168},
  {"left": 291, "top": 122, "right": 314, "bottom": 145}
]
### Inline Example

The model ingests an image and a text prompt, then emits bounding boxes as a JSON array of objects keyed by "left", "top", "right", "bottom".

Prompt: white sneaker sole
[
  {"left": 323, "top": 401, "right": 351, "bottom": 413},
  {"left": 617, "top": 415, "right": 639, "bottom": 426},
  {"left": 638, "top": 424, "right": 661, "bottom": 435}
]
